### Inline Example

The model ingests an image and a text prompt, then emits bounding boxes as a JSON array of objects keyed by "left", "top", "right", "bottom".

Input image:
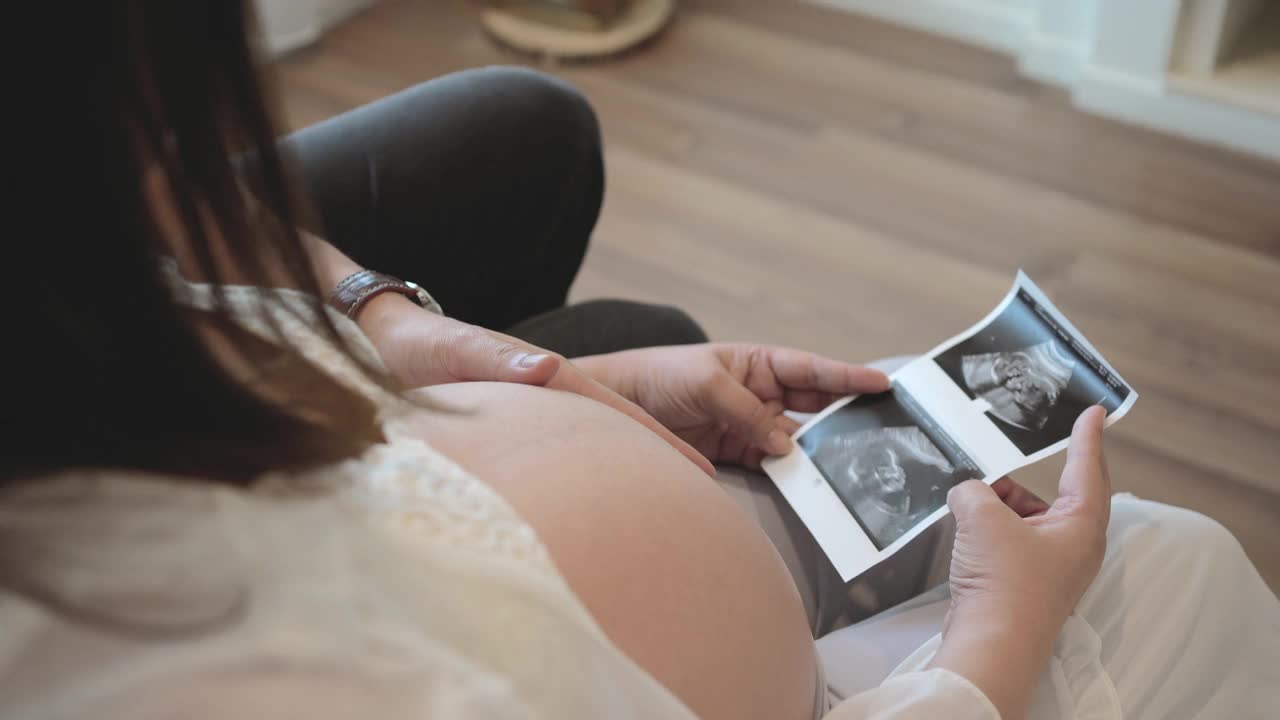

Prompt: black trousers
[{"left": 282, "top": 66, "right": 707, "bottom": 358}]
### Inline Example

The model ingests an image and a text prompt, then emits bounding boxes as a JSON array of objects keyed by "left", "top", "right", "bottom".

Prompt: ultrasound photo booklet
[{"left": 762, "top": 271, "right": 1137, "bottom": 583}]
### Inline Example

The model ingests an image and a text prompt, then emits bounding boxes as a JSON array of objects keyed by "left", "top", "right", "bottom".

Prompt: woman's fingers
[
  {"left": 706, "top": 374, "right": 793, "bottom": 455},
  {"left": 740, "top": 447, "right": 768, "bottom": 470},
  {"left": 549, "top": 364, "right": 718, "bottom": 477},
  {"left": 459, "top": 329, "right": 562, "bottom": 385},
  {"left": 781, "top": 389, "right": 846, "bottom": 414},
  {"left": 441, "top": 328, "right": 719, "bottom": 475},
  {"left": 717, "top": 410, "right": 798, "bottom": 468},
  {"left": 752, "top": 346, "right": 891, "bottom": 396},
  {"left": 1055, "top": 406, "right": 1111, "bottom": 527},
  {"left": 991, "top": 476, "right": 1050, "bottom": 517},
  {"left": 946, "top": 479, "right": 1008, "bottom": 525},
  {"left": 775, "top": 414, "right": 802, "bottom": 437}
]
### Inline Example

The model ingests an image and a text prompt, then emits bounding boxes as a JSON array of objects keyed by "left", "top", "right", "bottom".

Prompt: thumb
[
  {"left": 947, "top": 479, "right": 1005, "bottom": 526},
  {"left": 1057, "top": 406, "right": 1110, "bottom": 519},
  {"left": 494, "top": 349, "right": 561, "bottom": 386},
  {"left": 445, "top": 328, "right": 560, "bottom": 386}
]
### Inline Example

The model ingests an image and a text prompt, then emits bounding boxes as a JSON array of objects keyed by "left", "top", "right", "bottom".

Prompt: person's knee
[
  {"left": 396, "top": 66, "right": 601, "bottom": 175},
  {"left": 615, "top": 301, "right": 709, "bottom": 346},
  {"left": 653, "top": 304, "right": 709, "bottom": 345},
  {"left": 1105, "top": 496, "right": 1245, "bottom": 572},
  {"left": 1078, "top": 497, "right": 1242, "bottom": 646},
  {"left": 582, "top": 300, "right": 709, "bottom": 349},
  {"left": 1081, "top": 498, "right": 1273, "bottom": 719},
  {"left": 473, "top": 66, "right": 601, "bottom": 150},
  {"left": 468, "top": 67, "right": 603, "bottom": 262}
]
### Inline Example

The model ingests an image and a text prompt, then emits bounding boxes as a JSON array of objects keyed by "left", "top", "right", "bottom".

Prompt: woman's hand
[
  {"left": 947, "top": 405, "right": 1110, "bottom": 633},
  {"left": 931, "top": 406, "right": 1111, "bottom": 720},
  {"left": 357, "top": 294, "right": 716, "bottom": 476},
  {"left": 359, "top": 294, "right": 562, "bottom": 388},
  {"left": 576, "top": 344, "right": 891, "bottom": 467}
]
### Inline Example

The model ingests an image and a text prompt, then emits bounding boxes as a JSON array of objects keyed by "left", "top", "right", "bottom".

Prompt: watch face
[{"left": 403, "top": 280, "right": 444, "bottom": 315}]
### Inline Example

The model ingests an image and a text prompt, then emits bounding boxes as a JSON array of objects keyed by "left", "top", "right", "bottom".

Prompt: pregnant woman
[{"left": 3, "top": 3, "right": 1277, "bottom": 720}]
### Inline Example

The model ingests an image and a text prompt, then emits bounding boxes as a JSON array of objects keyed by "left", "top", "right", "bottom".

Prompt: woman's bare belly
[{"left": 404, "top": 382, "right": 815, "bottom": 720}]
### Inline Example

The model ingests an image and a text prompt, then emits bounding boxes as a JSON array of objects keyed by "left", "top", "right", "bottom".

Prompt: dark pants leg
[{"left": 281, "top": 65, "right": 706, "bottom": 355}]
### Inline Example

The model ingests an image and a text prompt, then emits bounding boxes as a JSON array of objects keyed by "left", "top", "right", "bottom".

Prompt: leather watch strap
[{"left": 328, "top": 270, "right": 424, "bottom": 319}]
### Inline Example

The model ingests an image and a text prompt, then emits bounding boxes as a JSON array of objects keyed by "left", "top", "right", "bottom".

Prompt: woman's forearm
[
  {"left": 300, "top": 229, "right": 431, "bottom": 342},
  {"left": 928, "top": 606, "right": 1060, "bottom": 720},
  {"left": 302, "top": 230, "right": 362, "bottom": 290}
]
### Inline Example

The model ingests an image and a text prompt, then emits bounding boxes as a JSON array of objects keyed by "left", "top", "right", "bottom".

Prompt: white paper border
[{"left": 762, "top": 271, "right": 1138, "bottom": 581}]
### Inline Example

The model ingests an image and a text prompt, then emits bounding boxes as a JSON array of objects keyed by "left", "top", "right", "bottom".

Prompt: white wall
[
  {"left": 1087, "top": 0, "right": 1180, "bottom": 87},
  {"left": 1033, "top": 1, "right": 1093, "bottom": 38},
  {"left": 1019, "top": 0, "right": 1098, "bottom": 85},
  {"left": 807, "top": 0, "right": 1033, "bottom": 52}
]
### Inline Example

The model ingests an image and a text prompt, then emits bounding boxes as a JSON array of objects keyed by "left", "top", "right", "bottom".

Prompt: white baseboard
[
  {"left": 808, "top": 0, "right": 1031, "bottom": 53},
  {"left": 1077, "top": 69, "right": 1280, "bottom": 160},
  {"left": 806, "top": 0, "right": 1280, "bottom": 161}
]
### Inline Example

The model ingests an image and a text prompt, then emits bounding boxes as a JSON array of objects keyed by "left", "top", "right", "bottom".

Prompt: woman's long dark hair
[{"left": 7, "top": 1, "right": 386, "bottom": 483}]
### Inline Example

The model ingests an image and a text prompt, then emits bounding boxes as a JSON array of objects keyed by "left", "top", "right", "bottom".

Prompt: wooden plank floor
[{"left": 274, "top": 0, "right": 1280, "bottom": 591}]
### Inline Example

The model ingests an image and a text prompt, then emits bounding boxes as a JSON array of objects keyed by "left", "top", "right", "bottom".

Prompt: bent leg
[
  {"left": 816, "top": 496, "right": 1280, "bottom": 715},
  {"left": 1070, "top": 496, "right": 1280, "bottom": 719},
  {"left": 283, "top": 66, "right": 603, "bottom": 330},
  {"left": 505, "top": 299, "right": 708, "bottom": 357},
  {"left": 282, "top": 66, "right": 715, "bottom": 357}
]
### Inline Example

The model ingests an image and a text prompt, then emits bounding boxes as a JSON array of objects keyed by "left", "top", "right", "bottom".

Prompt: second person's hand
[
  {"left": 930, "top": 406, "right": 1112, "bottom": 720},
  {"left": 575, "top": 343, "right": 892, "bottom": 467}
]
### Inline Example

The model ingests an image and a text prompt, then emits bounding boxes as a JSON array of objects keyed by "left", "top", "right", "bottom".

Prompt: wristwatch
[{"left": 328, "top": 270, "right": 445, "bottom": 319}]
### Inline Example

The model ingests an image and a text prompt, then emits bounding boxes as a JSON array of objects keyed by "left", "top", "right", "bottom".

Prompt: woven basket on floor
[{"left": 482, "top": 0, "right": 676, "bottom": 61}]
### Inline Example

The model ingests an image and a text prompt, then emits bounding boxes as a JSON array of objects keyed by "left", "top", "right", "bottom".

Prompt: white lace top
[{"left": 0, "top": 283, "right": 996, "bottom": 720}]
